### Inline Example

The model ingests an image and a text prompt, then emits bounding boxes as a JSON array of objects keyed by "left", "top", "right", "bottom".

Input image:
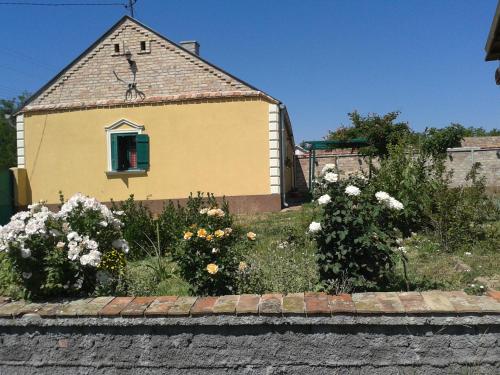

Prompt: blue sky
[{"left": 0, "top": 0, "right": 498, "bottom": 142}]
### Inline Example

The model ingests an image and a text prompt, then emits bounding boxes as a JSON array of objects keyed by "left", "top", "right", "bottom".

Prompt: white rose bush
[
  {"left": 0, "top": 193, "right": 129, "bottom": 299},
  {"left": 310, "top": 167, "right": 406, "bottom": 291}
]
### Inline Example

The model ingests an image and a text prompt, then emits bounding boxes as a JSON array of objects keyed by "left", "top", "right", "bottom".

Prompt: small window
[
  {"left": 114, "top": 43, "right": 120, "bottom": 53},
  {"left": 140, "top": 41, "right": 146, "bottom": 51},
  {"left": 110, "top": 133, "right": 149, "bottom": 171}
]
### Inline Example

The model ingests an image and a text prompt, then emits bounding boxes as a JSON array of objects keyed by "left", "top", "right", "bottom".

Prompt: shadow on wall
[{"left": 9, "top": 168, "right": 31, "bottom": 212}]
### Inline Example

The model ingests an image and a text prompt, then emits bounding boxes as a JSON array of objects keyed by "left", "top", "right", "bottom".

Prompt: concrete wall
[
  {"left": 0, "top": 315, "right": 499, "bottom": 374},
  {"left": 296, "top": 148, "right": 500, "bottom": 192}
]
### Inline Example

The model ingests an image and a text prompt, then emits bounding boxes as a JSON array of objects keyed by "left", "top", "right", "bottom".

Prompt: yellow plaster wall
[{"left": 23, "top": 99, "right": 271, "bottom": 204}]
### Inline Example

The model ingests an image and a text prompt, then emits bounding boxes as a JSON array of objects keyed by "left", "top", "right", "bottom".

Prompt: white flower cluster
[
  {"left": 200, "top": 207, "right": 225, "bottom": 217},
  {"left": 66, "top": 231, "right": 100, "bottom": 266},
  {"left": 321, "top": 164, "right": 336, "bottom": 174},
  {"left": 1, "top": 193, "right": 128, "bottom": 270},
  {"left": 375, "top": 191, "right": 404, "bottom": 210},
  {"left": 0, "top": 203, "right": 54, "bottom": 257},
  {"left": 57, "top": 193, "right": 123, "bottom": 229},
  {"left": 345, "top": 185, "right": 361, "bottom": 196},
  {"left": 323, "top": 172, "right": 338, "bottom": 183},
  {"left": 317, "top": 194, "right": 331, "bottom": 205},
  {"left": 308, "top": 221, "right": 322, "bottom": 233}
]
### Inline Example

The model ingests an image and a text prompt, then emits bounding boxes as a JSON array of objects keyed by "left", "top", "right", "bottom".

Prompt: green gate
[{"left": 0, "top": 168, "right": 13, "bottom": 225}]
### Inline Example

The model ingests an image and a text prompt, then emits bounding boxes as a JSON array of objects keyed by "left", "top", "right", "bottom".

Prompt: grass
[
  {"left": 124, "top": 203, "right": 500, "bottom": 295},
  {"left": 233, "top": 204, "right": 320, "bottom": 294},
  {"left": 124, "top": 257, "right": 190, "bottom": 296},
  {"left": 236, "top": 205, "right": 500, "bottom": 293},
  {"left": 400, "top": 230, "right": 500, "bottom": 291}
]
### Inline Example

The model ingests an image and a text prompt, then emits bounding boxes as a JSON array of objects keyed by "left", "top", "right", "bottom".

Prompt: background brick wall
[{"left": 296, "top": 143, "right": 500, "bottom": 192}]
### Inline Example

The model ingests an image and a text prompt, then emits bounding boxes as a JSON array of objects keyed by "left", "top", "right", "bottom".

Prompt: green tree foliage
[
  {"left": 420, "top": 123, "right": 466, "bottom": 159},
  {"left": 327, "top": 111, "right": 411, "bottom": 158},
  {"left": 462, "top": 126, "right": 500, "bottom": 137},
  {"left": 0, "top": 93, "right": 30, "bottom": 169}
]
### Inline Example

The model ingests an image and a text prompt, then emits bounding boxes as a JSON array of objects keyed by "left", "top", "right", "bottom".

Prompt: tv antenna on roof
[{"left": 125, "top": 0, "right": 138, "bottom": 18}]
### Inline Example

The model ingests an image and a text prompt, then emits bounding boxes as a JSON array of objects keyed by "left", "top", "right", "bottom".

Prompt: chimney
[{"left": 180, "top": 41, "right": 200, "bottom": 55}]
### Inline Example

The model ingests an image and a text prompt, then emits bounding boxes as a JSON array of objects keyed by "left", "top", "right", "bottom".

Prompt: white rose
[
  {"left": 321, "top": 164, "right": 336, "bottom": 174},
  {"left": 375, "top": 191, "right": 391, "bottom": 202},
  {"left": 388, "top": 197, "right": 404, "bottom": 210},
  {"left": 317, "top": 194, "right": 331, "bottom": 205},
  {"left": 323, "top": 172, "right": 338, "bottom": 183},
  {"left": 67, "top": 231, "right": 81, "bottom": 242},
  {"left": 79, "top": 250, "right": 101, "bottom": 267},
  {"left": 345, "top": 185, "right": 361, "bottom": 196},
  {"left": 308, "top": 221, "right": 322, "bottom": 233}
]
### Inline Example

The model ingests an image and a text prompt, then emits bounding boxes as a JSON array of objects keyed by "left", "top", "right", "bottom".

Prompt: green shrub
[
  {"left": 429, "top": 163, "right": 499, "bottom": 252},
  {"left": 111, "top": 195, "right": 156, "bottom": 259},
  {"left": 372, "top": 142, "right": 441, "bottom": 235},
  {"left": 156, "top": 201, "right": 185, "bottom": 254},
  {"left": 173, "top": 193, "right": 250, "bottom": 296},
  {"left": 0, "top": 252, "right": 24, "bottom": 299},
  {"left": 311, "top": 166, "right": 404, "bottom": 291},
  {"left": 112, "top": 196, "right": 186, "bottom": 259}
]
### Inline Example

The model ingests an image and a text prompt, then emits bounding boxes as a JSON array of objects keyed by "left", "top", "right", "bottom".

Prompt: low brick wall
[{"left": 1, "top": 291, "right": 500, "bottom": 374}]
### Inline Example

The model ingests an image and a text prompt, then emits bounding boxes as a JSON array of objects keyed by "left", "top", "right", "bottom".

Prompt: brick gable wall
[{"left": 26, "top": 18, "right": 260, "bottom": 111}]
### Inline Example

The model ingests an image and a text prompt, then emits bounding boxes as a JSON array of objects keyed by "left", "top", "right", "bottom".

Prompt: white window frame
[{"left": 104, "top": 119, "right": 145, "bottom": 173}]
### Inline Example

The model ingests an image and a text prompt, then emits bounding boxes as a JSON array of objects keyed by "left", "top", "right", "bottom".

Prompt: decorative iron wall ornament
[{"left": 113, "top": 50, "right": 145, "bottom": 100}]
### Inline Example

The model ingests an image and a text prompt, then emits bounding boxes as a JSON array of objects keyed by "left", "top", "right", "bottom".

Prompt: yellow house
[{"left": 13, "top": 16, "right": 295, "bottom": 213}]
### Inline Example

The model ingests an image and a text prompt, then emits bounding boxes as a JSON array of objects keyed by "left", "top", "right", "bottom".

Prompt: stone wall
[
  {"left": 1, "top": 292, "right": 500, "bottom": 374},
  {"left": 1, "top": 315, "right": 499, "bottom": 374},
  {"left": 295, "top": 148, "right": 500, "bottom": 192}
]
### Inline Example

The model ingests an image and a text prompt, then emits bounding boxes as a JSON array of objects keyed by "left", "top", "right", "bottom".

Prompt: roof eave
[{"left": 485, "top": 1, "right": 500, "bottom": 61}]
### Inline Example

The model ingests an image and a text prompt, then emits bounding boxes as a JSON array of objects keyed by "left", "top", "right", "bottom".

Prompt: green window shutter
[
  {"left": 110, "top": 134, "right": 119, "bottom": 171},
  {"left": 136, "top": 134, "right": 150, "bottom": 170}
]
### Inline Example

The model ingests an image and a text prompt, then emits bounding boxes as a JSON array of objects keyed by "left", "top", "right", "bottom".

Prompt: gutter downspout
[{"left": 279, "top": 104, "right": 288, "bottom": 208}]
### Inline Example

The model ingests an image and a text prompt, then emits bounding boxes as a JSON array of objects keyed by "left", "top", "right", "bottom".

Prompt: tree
[
  {"left": 462, "top": 126, "right": 500, "bottom": 137},
  {"left": 420, "top": 123, "right": 466, "bottom": 159},
  {"left": 0, "top": 93, "right": 30, "bottom": 169},
  {"left": 327, "top": 111, "right": 411, "bottom": 158}
]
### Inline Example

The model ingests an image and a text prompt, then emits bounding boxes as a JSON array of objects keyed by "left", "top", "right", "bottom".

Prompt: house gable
[{"left": 23, "top": 16, "right": 277, "bottom": 112}]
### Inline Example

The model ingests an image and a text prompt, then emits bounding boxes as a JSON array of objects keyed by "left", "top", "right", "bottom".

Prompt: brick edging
[{"left": 0, "top": 291, "right": 499, "bottom": 319}]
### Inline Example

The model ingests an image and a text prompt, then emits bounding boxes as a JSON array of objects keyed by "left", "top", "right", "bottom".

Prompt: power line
[
  {"left": 0, "top": 1, "right": 140, "bottom": 17},
  {"left": 0, "top": 2, "right": 125, "bottom": 6},
  {"left": 0, "top": 47, "right": 58, "bottom": 71},
  {"left": 124, "top": 0, "right": 138, "bottom": 17}
]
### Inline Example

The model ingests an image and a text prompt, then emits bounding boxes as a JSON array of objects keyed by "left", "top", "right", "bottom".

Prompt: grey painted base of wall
[{"left": 1, "top": 315, "right": 499, "bottom": 374}]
